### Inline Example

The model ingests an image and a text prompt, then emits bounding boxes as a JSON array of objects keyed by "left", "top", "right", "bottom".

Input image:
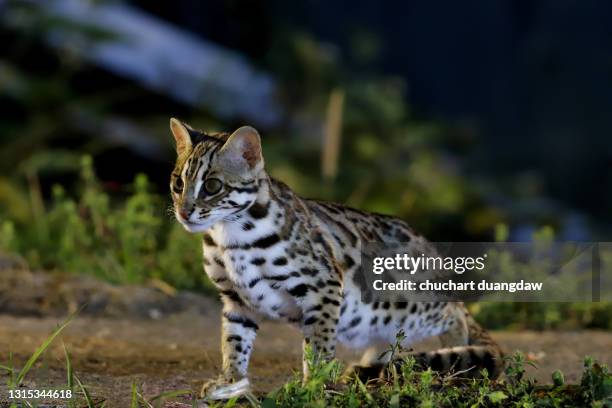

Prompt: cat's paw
[{"left": 200, "top": 377, "right": 251, "bottom": 400}]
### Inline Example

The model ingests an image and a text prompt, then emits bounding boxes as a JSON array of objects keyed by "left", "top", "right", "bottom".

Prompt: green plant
[
  {"left": 0, "top": 155, "right": 212, "bottom": 292},
  {"left": 3, "top": 322, "right": 611, "bottom": 407},
  {"left": 0, "top": 310, "right": 99, "bottom": 407},
  {"left": 258, "top": 345, "right": 612, "bottom": 407}
]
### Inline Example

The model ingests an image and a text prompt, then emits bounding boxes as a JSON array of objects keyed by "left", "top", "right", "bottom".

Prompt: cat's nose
[{"left": 178, "top": 209, "right": 190, "bottom": 220}]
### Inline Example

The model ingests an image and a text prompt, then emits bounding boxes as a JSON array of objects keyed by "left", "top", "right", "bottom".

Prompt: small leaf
[
  {"left": 261, "top": 397, "right": 277, "bottom": 408},
  {"left": 389, "top": 393, "right": 400, "bottom": 408},
  {"left": 552, "top": 370, "right": 565, "bottom": 387},
  {"left": 487, "top": 391, "right": 508, "bottom": 404}
]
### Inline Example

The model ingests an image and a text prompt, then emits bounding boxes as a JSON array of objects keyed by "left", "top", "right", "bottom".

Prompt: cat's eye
[
  {"left": 172, "top": 177, "right": 184, "bottom": 194},
  {"left": 203, "top": 178, "right": 223, "bottom": 195}
]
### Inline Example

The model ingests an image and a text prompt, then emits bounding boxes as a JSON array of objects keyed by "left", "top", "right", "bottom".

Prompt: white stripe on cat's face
[{"left": 193, "top": 157, "right": 208, "bottom": 200}]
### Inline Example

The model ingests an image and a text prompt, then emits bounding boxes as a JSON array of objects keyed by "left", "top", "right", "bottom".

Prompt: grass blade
[
  {"left": 136, "top": 390, "right": 154, "bottom": 408},
  {"left": 63, "top": 342, "right": 75, "bottom": 408},
  {"left": 63, "top": 342, "right": 74, "bottom": 389},
  {"left": 8, "top": 351, "right": 15, "bottom": 387},
  {"left": 149, "top": 389, "right": 191, "bottom": 408},
  {"left": 75, "top": 373, "right": 94, "bottom": 408},
  {"left": 149, "top": 389, "right": 191, "bottom": 402},
  {"left": 131, "top": 382, "right": 139, "bottom": 408},
  {"left": 15, "top": 310, "right": 78, "bottom": 386},
  {"left": 355, "top": 376, "right": 374, "bottom": 403},
  {"left": 244, "top": 392, "right": 261, "bottom": 407}
]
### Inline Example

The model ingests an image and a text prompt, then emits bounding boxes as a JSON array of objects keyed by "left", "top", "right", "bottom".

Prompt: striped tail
[
  {"left": 408, "top": 344, "right": 504, "bottom": 378},
  {"left": 407, "top": 314, "right": 505, "bottom": 378},
  {"left": 346, "top": 338, "right": 504, "bottom": 382},
  {"left": 344, "top": 308, "right": 505, "bottom": 381}
]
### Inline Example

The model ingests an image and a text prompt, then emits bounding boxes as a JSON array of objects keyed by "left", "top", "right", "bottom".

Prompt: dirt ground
[
  {"left": 0, "top": 262, "right": 610, "bottom": 406},
  {"left": 0, "top": 310, "right": 611, "bottom": 407}
]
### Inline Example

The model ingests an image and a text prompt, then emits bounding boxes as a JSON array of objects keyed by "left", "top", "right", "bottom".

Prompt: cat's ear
[
  {"left": 169, "top": 118, "right": 192, "bottom": 155},
  {"left": 218, "top": 126, "right": 264, "bottom": 175}
]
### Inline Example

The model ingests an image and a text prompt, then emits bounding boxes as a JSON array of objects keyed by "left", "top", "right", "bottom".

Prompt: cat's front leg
[{"left": 201, "top": 293, "right": 258, "bottom": 400}]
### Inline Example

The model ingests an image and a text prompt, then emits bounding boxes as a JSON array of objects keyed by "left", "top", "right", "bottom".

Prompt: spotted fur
[{"left": 169, "top": 119, "right": 504, "bottom": 389}]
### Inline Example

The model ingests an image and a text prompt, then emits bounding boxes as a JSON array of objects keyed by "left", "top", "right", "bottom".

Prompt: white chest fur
[{"left": 209, "top": 218, "right": 301, "bottom": 321}]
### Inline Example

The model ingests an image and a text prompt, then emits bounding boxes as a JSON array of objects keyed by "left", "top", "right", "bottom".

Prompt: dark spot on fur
[
  {"left": 248, "top": 201, "right": 269, "bottom": 219},
  {"left": 203, "top": 234, "right": 216, "bottom": 247},
  {"left": 248, "top": 277, "right": 262, "bottom": 288},
  {"left": 223, "top": 312, "right": 258, "bottom": 330},
  {"left": 288, "top": 284, "right": 309, "bottom": 297},
  {"left": 267, "top": 274, "right": 289, "bottom": 281},
  {"left": 300, "top": 267, "right": 318, "bottom": 276},
  {"left": 322, "top": 297, "right": 340, "bottom": 306},
  {"left": 251, "top": 257, "right": 266, "bottom": 266},
  {"left": 252, "top": 234, "right": 280, "bottom": 248},
  {"left": 344, "top": 254, "right": 355, "bottom": 268},
  {"left": 221, "top": 290, "right": 243, "bottom": 305},
  {"left": 340, "top": 303, "right": 347, "bottom": 315},
  {"left": 394, "top": 230, "right": 412, "bottom": 241},
  {"left": 303, "top": 316, "right": 318, "bottom": 325},
  {"left": 273, "top": 257, "right": 288, "bottom": 266}
]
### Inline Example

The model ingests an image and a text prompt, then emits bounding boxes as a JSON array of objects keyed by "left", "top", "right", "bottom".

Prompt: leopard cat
[{"left": 168, "top": 119, "right": 504, "bottom": 399}]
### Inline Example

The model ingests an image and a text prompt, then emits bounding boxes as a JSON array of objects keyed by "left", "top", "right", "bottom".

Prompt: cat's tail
[
  {"left": 346, "top": 341, "right": 504, "bottom": 382},
  {"left": 407, "top": 344, "right": 504, "bottom": 378},
  {"left": 406, "top": 313, "right": 505, "bottom": 378}
]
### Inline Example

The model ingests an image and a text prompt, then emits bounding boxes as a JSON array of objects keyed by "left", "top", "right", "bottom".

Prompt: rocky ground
[{"left": 0, "top": 256, "right": 610, "bottom": 406}]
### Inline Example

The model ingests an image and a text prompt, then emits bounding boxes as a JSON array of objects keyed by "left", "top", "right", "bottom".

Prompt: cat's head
[{"left": 169, "top": 118, "right": 265, "bottom": 233}]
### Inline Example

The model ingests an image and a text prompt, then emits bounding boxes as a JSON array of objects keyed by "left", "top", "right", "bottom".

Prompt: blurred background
[{"left": 0, "top": 0, "right": 611, "bottom": 328}]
